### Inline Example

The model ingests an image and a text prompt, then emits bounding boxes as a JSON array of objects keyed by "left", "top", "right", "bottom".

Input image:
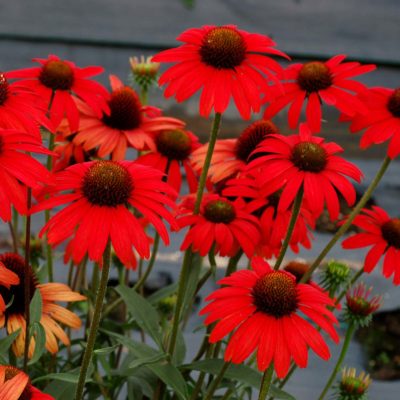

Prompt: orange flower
[
  {"left": 0, "top": 253, "right": 85, "bottom": 357},
  {"left": 0, "top": 365, "right": 54, "bottom": 399},
  {"left": 73, "top": 75, "right": 184, "bottom": 160}
]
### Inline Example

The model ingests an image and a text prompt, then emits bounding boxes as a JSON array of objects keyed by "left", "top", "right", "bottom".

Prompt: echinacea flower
[
  {"left": 0, "top": 262, "right": 19, "bottom": 313},
  {"left": 153, "top": 25, "right": 288, "bottom": 119},
  {"left": 177, "top": 194, "right": 260, "bottom": 258},
  {"left": 0, "top": 129, "right": 53, "bottom": 222},
  {"left": 33, "top": 160, "right": 177, "bottom": 269},
  {"left": 191, "top": 120, "right": 279, "bottom": 183},
  {"left": 6, "top": 54, "right": 109, "bottom": 131},
  {"left": 52, "top": 119, "right": 95, "bottom": 172},
  {"left": 346, "top": 87, "right": 400, "bottom": 158},
  {"left": 0, "top": 365, "right": 54, "bottom": 400},
  {"left": 0, "top": 253, "right": 85, "bottom": 357},
  {"left": 338, "top": 367, "right": 371, "bottom": 400},
  {"left": 345, "top": 282, "right": 382, "bottom": 326},
  {"left": 247, "top": 124, "right": 363, "bottom": 220},
  {"left": 129, "top": 55, "right": 160, "bottom": 93},
  {"left": 73, "top": 75, "right": 184, "bottom": 160},
  {"left": 264, "top": 55, "right": 375, "bottom": 132},
  {"left": 223, "top": 175, "right": 315, "bottom": 258},
  {"left": 137, "top": 127, "right": 200, "bottom": 193},
  {"left": 0, "top": 72, "right": 50, "bottom": 136},
  {"left": 200, "top": 257, "right": 339, "bottom": 378},
  {"left": 342, "top": 206, "right": 400, "bottom": 284}
]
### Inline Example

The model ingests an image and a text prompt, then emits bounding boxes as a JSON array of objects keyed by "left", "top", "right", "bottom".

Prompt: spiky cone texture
[
  {"left": 247, "top": 123, "right": 363, "bottom": 221},
  {"left": 201, "top": 257, "right": 340, "bottom": 378},
  {"left": 345, "top": 282, "right": 382, "bottom": 327},
  {"left": 153, "top": 25, "right": 289, "bottom": 119},
  {"left": 264, "top": 55, "right": 375, "bottom": 132},
  {"left": 6, "top": 54, "right": 109, "bottom": 132},
  {"left": 337, "top": 367, "right": 371, "bottom": 400},
  {"left": 72, "top": 75, "right": 185, "bottom": 160},
  {"left": 0, "top": 365, "right": 54, "bottom": 400},
  {"left": 33, "top": 160, "right": 177, "bottom": 269}
]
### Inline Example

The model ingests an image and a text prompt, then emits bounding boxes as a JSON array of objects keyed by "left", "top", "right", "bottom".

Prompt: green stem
[
  {"left": 318, "top": 323, "right": 356, "bottom": 400},
  {"left": 258, "top": 364, "right": 274, "bottom": 400},
  {"left": 203, "top": 362, "right": 230, "bottom": 400},
  {"left": 226, "top": 250, "right": 243, "bottom": 276},
  {"left": 134, "top": 233, "right": 160, "bottom": 291},
  {"left": 189, "top": 344, "right": 215, "bottom": 400},
  {"left": 23, "top": 188, "right": 32, "bottom": 371},
  {"left": 8, "top": 221, "right": 18, "bottom": 254},
  {"left": 274, "top": 190, "right": 304, "bottom": 270},
  {"left": 167, "top": 249, "right": 193, "bottom": 355},
  {"left": 194, "top": 113, "right": 222, "bottom": 214},
  {"left": 167, "top": 112, "right": 222, "bottom": 356},
  {"left": 75, "top": 241, "right": 112, "bottom": 400},
  {"left": 301, "top": 156, "right": 391, "bottom": 283}
]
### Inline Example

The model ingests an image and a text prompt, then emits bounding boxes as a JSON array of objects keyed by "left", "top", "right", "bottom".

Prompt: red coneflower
[
  {"left": 342, "top": 206, "right": 400, "bottom": 284},
  {"left": 345, "top": 282, "right": 382, "bottom": 326},
  {"left": 137, "top": 127, "right": 200, "bottom": 193},
  {"left": 153, "top": 25, "right": 288, "bottom": 119},
  {"left": 0, "top": 365, "right": 54, "bottom": 400},
  {"left": 33, "top": 160, "right": 177, "bottom": 269},
  {"left": 52, "top": 119, "right": 95, "bottom": 172},
  {"left": 346, "top": 87, "right": 400, "bottom": 158},
  {"left": 73, "top": 75, "right": 185, "bottom": 160},
  {"left": 6, "top": 54, "right": 109, "bottom": 131},
  {"left": 264, "top": 55, "right": 375, "bottom": 132},
  {"left": 223, "top": 175, "right": 315, "bottom": 259},
  {"left": 247, "top": 124, "right": 363, "bottom": 220},
  {"left": 0, "top": 253, "right": 85, "bottom": 357},
  {"left": 191, "top": 120, "right": 279, "bottom": 184},
  {"left": 200, "top": 257, "right": 339, "bottom": 378},
  {"left": 177, "top": 193, "right": 260, "bottom": 258},
  {"left": 0, "top": 129, "right": 53, "bottom": 222},
  {"left": 0, "top": 72, "right": 50, "bottom": 136}
]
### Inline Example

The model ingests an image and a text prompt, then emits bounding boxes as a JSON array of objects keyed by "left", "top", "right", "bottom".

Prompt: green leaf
[
  {"left": 44, "top": 381, "right": 75, "bottom": 400},
  {"left": 181, "top": 252, "right": 202, "bottom": 320},
  {"left": 104, "top": 330, "right": 188, "bottom": 400},
  {"left": 0, "top": 329, "right": 20, "bottom": 355},
  {"left": 128, "top": 353, "right": 167, "bottom": 369},
  {"left": 116, "top": 284, "right": 163, "bottom": 347},
  {"left": 182, "top": 359, "right": 295, "bottom": 400},
  {"left": 34, "top": 365, "right": 94, "bottom": 384},
  {"left": 94, "top": 344, "right": 119, "bottom": 355},
  {"left": 30, "top": 289, "right": 43, "bottom": 324},
  {"left": 147, "top": 282, "right": 179, "bottom": 305},
  {"left": 28, "top": 322, "right": 46, "bottom": 365}
]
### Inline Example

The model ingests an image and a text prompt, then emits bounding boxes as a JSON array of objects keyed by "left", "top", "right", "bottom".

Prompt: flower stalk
[
  {"left": 301, "top": 156, "right": 392, "bottom": 283},
  {"left": 75, "top": 240, "right": 112, "bottom": 400}
]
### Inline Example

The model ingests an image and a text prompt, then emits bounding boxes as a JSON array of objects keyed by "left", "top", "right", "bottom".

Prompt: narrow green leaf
[
  {"left": 128, "top": 353, "right": 167, "bottom": 369},
  {"left": 29, "top": 289, "right": 43, "bottom": 324},
  {"left": 116, "top": 284, "right": 163, "bottom": 347},
  {"left": 104, "top": 330, "right": 188, "bottom": 400},
  {"left": 182, "top": 359, "right": 295, "bottom": 400},
  {"left": 28, "top": 322, "right": 46, "bottom": 365},
  {"left": 0, "top": 329, "right": 21, "bottom": 355},
  {"left": 181, "top": 252, "right": 202, "bottom": 319},
  {"left": 147, "top": 282, "right": 178, "bottom": 305},
  {"left": 94, "top": 344, "right": 119, "bottom": 355},
  {"left": 34, "top": 365, "right": 94, "bottom": 384}
]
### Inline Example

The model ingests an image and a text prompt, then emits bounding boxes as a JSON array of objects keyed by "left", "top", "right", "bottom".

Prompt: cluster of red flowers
[{"left": 0, "top": 23, "right": 397, "bottom": 396}]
